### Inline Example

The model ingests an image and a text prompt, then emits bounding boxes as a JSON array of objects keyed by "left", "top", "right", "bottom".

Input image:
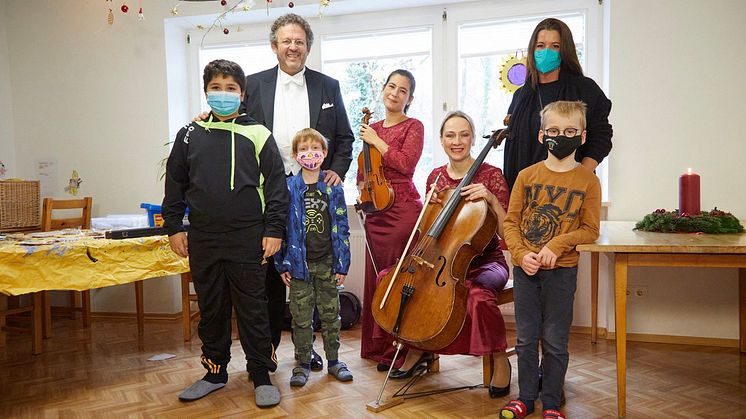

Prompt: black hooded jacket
[{"left": 162, "top": 113, "right": 288, "bottom": 238}]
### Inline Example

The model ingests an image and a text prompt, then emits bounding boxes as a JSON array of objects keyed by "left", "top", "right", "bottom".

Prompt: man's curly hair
[{"left": 269, "top": 13, "right": 314, "bottom": 49}]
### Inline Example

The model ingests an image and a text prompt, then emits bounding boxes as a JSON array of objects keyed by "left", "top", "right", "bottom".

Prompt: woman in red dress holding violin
[
  {"left": 387, "top": 110, "right": 512, "bottom": 397},
  {"left": 358, "top": 69, "right": 424, "bottom": 370}
]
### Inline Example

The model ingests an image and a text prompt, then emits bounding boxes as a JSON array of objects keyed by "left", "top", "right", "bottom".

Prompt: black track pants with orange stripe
[{"left": 187, "top": 225, "right": 278, "bottom": 374}]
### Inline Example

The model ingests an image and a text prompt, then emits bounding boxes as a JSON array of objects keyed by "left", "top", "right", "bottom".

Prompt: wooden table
[
  {"left": 0, "top": 233, "right": 189, "bottom": 354},
  {"left": 577, "top": 221, "right": 746, "bottom": 418}
]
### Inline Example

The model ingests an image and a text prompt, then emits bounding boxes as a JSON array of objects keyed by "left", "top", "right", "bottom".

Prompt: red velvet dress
[
  {"left": 358, "top": 118, "right": 424, "bottom": 367},
  {"left": 424, "top": 163, "right": 510, "bottom": 355}
]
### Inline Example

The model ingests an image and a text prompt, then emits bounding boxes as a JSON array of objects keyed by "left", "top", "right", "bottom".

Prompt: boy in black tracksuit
[{"left": 162, "top": 59, "right": 288, "bottom": 407}]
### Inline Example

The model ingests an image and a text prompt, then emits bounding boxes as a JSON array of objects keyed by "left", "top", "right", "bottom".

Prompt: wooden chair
[
  {"left": 40, "top": 197, "right": 93, "bottom": 335},
  {"left": 181, "top": 272, "right": 240, "bottom": 342},
  {"left": 0, "top": 292, "right": 44, "bottom": 354},
  {"left": 40, "top": 197, "right": 150, "bottom": 336},
  {"left": 181, "top": 272, "right": 200, "bottom": 341},
  {"left": 0, "top": 198, "right": 93, "bottom": 352}
]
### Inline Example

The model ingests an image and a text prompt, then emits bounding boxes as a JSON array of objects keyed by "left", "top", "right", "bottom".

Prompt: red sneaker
[
  {"left": 543, "top": 408, "right": 566, "bottom": 419},
  {"left": 499, "top": 399, "right": 533, "bottom": 419}
]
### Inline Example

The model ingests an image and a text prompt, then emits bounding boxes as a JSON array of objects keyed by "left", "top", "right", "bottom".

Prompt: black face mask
[{"left": 544, "top": 135, "right": 582, "bottom": 160}]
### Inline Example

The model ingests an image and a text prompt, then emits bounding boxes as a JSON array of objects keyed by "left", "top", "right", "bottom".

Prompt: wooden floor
[{"left": 1, "top": 317, "right": 745, "bottom": 418}]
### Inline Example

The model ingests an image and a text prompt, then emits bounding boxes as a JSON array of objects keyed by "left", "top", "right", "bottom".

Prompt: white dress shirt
[{"left": 273, "top": 67, "right": 311, "bottom": 175}]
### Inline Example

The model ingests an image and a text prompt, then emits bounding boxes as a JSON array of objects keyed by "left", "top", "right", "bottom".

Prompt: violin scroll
[{"left": 362, "top": 107, "right": 373, "bottom": 125}]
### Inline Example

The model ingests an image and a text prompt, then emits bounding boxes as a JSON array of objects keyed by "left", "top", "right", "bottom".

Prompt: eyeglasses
[
  {"left": 280, "top": 39, "right": 306, "bottom": 48},
  {"left": 543, "top": 127, "right": 580, "bottom": 137}
]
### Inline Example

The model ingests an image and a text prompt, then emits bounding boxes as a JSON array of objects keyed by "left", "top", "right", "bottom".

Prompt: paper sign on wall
[{"left": 36, "top": 160, "right": 57, "bottom": 199}]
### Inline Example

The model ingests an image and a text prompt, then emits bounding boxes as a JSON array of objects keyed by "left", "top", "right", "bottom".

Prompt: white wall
[
  {"left": 607, "top": 0, "right": 746, "bottom": 219},
  {"left": 3, "top": 0, "right": 181, "bottom": 313},
  {"left": 0, "top": 0, "right": 15, "bottom": 178},
  {"left": 599, "top": 0, "right": 746, "bottom": 340},
  {"left": 2, "top": 0, "right": 744, "bottom": 339}
]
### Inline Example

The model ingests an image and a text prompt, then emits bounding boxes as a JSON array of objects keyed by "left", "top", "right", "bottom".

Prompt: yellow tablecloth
[{"left": 0, "top": 235, "right": 189, "bottom": 296}]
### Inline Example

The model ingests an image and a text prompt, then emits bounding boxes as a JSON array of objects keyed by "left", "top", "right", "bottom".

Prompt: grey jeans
[{"left": 513, "top": 265, "right": 577, "bottom": 410}]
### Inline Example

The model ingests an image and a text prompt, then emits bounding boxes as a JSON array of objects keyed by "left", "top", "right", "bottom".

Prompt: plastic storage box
[
  {"left": 140, "top": 203, "right": 188, "bottom": 227},
  {"left": 140, "top": 203, "right": 165, "bottom": 227}
]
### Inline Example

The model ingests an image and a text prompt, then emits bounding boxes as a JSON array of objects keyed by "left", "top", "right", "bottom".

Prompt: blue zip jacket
[{"left": 275, "top": 170, "right": 351, "bottom": 280}]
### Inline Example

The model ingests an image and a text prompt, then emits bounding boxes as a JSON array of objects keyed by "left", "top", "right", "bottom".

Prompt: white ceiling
[{"left": 168, "top": 0, "right": 481, "bottom": 27}]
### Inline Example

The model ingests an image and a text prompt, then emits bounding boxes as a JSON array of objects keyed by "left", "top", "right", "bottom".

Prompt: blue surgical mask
[
  {"left": 206, "top": 91, "right": 241, "bottom": 116},
  {"left": 534, "top": 48, "right": 561, "bottom": 74}
]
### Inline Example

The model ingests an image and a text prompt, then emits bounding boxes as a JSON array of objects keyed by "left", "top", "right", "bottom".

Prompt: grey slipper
[
  {"left": 327, "top": 361, "right": 353, "bottom": 382},
  {"left": 178, "top": 379, "right": 226, "bottom": 401},
  {"left": 255, "top": 384, "right": 281, "bottom": 407},
  {"left": 289, "top": 366, "right": 310, "bottom": 387}
]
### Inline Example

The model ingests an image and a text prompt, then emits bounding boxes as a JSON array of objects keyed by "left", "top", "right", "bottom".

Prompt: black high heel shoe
[
  {"left": 388, "top": 352, "right": 434, "bottom": 379},
  {"left": 488, "top": 357, "right": 512, "bottom": 398},
  {"left": 377, "top": 362, "right": 401, "bottom": 375}
]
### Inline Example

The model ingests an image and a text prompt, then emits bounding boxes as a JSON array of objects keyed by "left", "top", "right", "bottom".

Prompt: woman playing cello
[
  {"left": 384, "top": 111, "right": 512, "bottom": 398},
  {"left": 358, "top": 69, "right": 424, "bottom": 371}
]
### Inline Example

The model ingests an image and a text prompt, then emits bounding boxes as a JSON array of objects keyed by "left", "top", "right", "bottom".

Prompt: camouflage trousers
[{"left": 289, "top": 254, "right": 341, "bottom": 364}]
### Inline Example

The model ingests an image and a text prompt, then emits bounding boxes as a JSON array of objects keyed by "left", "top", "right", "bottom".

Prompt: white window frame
[{"left": 186, "top": 0, "right": 608, "bottom": 199}]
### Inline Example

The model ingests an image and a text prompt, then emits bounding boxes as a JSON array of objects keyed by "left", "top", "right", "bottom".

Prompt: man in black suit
[{"left": 243, "top": 13, "right": 354, "bottom": 372}]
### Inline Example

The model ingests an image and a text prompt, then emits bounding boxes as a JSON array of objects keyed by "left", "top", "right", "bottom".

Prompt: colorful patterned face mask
[{"left": 295, "top": 150, "right": 325, "bottom": 170}]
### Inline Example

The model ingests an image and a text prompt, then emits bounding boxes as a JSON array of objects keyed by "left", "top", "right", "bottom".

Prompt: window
[
  {"left": 185, "top": 1, "right": 606, "bottom": 200},
  {"left": 321, "top": 28, "right": 433, "bottom": 202},
  {"left": 458, "top": 12, "right": 586, "bottom": 171},
  {"left": 197, "top": 42, "right": 277, "bottom": 111}
]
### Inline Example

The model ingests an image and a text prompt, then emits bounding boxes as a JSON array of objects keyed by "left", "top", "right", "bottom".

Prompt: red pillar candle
[{"left": 678, "top": 168, "right": 700, "bottom": 215}]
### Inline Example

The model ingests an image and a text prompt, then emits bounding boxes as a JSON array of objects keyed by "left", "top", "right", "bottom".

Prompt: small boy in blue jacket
[{"left": 275, "top": 128, "right": 353, "bottom": 387}]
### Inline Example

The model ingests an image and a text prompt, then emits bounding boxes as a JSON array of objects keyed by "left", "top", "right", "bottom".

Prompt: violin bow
[
  {"left": 353, "top": 203, "right": 381, "bottom": 276},
  {"left": 378, "top": 173, "right": 441, "bottom": 309}
]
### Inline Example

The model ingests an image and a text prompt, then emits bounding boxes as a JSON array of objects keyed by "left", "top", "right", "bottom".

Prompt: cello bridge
[{"left": 411, "top": 255, "right": 434, "bottom": 269}]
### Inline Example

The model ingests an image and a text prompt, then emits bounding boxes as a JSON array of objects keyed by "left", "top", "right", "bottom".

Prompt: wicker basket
[{"left": 0, "top": 180, "right": 41, "bottom": 231}]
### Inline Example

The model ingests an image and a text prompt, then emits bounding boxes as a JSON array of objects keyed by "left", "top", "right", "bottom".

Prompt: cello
[
  {"left": 371, "top": 128, "right": 508, "bottom": 351},
  {"left": 357, "top": 107, "right": 395, "bottom": 213}
]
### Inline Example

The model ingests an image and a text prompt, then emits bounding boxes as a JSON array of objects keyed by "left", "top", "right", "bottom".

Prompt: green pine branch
[{"left": 635, "top": 209, "right": 745, "bottom": 234}]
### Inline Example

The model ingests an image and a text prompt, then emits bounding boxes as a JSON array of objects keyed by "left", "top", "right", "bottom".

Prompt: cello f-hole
[{"left": 434, "top": 255, "right": 447, "bottom": 287}]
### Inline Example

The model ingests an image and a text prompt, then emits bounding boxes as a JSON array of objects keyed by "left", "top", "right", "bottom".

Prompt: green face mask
[{"left": 534, "top": 48, "right": 561, "bottom": 74}]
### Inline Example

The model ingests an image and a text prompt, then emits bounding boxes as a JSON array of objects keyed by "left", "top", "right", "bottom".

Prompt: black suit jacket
[{"left": 243, "top": 66, "right": 355, "bottom": 178}]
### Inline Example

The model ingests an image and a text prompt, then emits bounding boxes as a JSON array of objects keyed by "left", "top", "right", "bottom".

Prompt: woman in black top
[{"left": 503, "top": 17, "right": 613, "bottom": 190}]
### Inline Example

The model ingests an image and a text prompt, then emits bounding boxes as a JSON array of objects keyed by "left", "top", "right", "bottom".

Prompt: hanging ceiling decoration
[{"left": 108, "top": 1, "right": 332, "bottom": 40}]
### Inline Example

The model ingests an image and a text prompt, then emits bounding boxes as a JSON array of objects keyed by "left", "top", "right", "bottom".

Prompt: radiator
[{"left": 343, "top": 229, "right": 367, "bottom": 304}]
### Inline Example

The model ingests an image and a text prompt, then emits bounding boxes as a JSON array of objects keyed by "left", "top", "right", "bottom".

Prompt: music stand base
[{"left": 366, "top": 397, "right": 404, "bottom": 412}]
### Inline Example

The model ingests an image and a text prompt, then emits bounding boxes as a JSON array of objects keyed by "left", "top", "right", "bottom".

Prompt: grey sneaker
[
  {"left": 327, "top": 361, "right": 353, "bottom": 382},
  {"left": 254, "top": 384, "right": 281, "bottom": 407},
  {"left": 178, "top": 379, "right": 225, "bottom": 401},
  {"left": 289, "top": 366, "right": 310, "bottom": 387}
]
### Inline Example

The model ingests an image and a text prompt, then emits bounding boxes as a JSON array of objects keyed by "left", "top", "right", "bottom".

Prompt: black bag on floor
[
  {"left": 339, "top": 291, "right": 361, "bottom": 330},
  {"left": 282, "top": 291, "right": 361, "bottom": 331}
]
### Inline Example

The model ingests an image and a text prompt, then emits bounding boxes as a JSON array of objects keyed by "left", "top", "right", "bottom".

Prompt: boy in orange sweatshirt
[{"left": 500, "top": 101, "right": 601, "bottom": 419}]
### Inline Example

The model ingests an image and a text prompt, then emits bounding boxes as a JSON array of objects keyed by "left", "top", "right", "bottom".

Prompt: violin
[
  {"left": 357, "top": 107, "right": 394, "bottom": 214},
  {"left": 371, "top": 128, "right": 508, "bottom": 351}
]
